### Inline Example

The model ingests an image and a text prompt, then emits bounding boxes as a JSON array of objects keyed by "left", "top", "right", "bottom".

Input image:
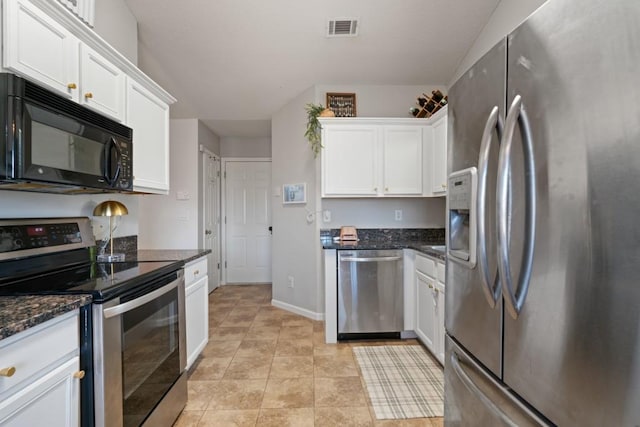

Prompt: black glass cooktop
[{"left": 0, "top": 260, "right": 181, "bottom": 303}]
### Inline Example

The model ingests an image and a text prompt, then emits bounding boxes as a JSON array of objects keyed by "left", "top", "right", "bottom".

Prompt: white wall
[
  {"left": 93, "top": 0, "right": 138, "bottom": 64},
  {"left": 316, "top": 85, "right": 447, "bottom": 118},
  {"left": 449, "top": 0, "right": 547, "bottom": 85},
  {"left": 322, "top": 198, "right": 445, "bottom": 229},
  {"left": 272, "top": 86, "right": 321, "bottom": 316},
  {"left": 138, "top": 119, "right": 220, "bottom": 249},
  {"left": 220, "top": 137, "right": 271, "bottom": 158}
]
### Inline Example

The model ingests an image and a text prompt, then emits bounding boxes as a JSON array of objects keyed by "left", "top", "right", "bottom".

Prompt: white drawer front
[
  {"left": 0, "top": 312, "right": 78, "bottom": 396},
  {"left": 185, "top": 257, "right": 208, "bottom": 286},
  {"left": 415, "top": 254, "right": 436, "bottom": 278}
]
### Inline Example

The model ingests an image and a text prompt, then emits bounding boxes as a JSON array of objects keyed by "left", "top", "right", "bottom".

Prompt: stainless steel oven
[
  {"left": 0, "top": 217, "right": 188, "bottom": 427},
  {"left": 93, "top": 270, "right": 186, "bottom": 427}
]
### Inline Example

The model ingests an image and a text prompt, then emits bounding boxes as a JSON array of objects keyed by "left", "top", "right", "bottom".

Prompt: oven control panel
[{"left": 0, "top": 222, "right": 81, "bottom": 253}]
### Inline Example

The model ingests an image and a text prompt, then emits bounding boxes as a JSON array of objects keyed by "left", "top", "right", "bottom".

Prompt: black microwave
[{"left": 0, "top": 73, "right": 133, "bottom": 193}]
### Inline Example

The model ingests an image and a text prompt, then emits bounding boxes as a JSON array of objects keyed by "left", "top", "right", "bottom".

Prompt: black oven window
[{"left": 121, "top": 288, "right": 180, "bottom": 427}]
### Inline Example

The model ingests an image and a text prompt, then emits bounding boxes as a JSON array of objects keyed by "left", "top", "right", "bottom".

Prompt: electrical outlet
[
  {"left": 287, "top": 275, "right": 294, "bottom": 288},
  {"left": 323, "top": 210, "right": 331, "bottom": 222},
  {"left": 395, "top": 210, "right": 403, "bottom": 221}
]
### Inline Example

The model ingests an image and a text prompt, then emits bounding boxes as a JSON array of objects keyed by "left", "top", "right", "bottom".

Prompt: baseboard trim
[{"left": 271, "top": 299, "right": 324, "bottom": 321}]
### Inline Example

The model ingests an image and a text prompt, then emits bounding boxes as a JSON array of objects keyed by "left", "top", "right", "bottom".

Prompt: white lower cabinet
[
  {"left": 414, "top": 252, "right": 446, "bottom": 365},
  {"left": 184, "top": 257, "right": 209, "bottom": 370},
  {"left": 0, "top": 310, "right": 81, "bottom": 426}
]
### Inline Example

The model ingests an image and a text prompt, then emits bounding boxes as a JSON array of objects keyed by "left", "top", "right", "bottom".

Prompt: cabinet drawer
[
  {"left": 185, "top": 257, "right": 208, "bottom": 286},
  {"left": 0, "top": 312, "right": 78, "bottom": 396},
  {"left": 415, "top": 254, "right": 436, "bottom": 277},
  {"left": 437, "top": 261, "right": 445, "bottom": 284}
]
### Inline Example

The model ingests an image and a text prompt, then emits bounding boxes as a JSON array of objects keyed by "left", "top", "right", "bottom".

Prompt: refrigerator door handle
[
  {"left": 497, "top": 94, "right": 537, "bottom": 319},
  {"left": 477, "top": 105, "right": 503, "bottom": 308},
  {"left": 450, "top": 351, "right": 519, "bottom": 427}
]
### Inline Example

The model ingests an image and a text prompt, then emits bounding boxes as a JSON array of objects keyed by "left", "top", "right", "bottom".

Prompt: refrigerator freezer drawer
[{"left": 444, "top": 336, "right": 550, "bottom": 427}]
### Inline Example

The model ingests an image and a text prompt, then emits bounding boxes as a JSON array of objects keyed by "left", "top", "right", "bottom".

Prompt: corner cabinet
[
  {"left": 2, "top": 0, "right": 176, "bottom": 194},
  {"left": 319, "top": 111, "right": 447, "bottom": 198},
  {"left": 184, "top": 257, "right": 209, "bottom": 370},
  {"left": 0, "top": 310, "right": 82, "bottom": 426}
]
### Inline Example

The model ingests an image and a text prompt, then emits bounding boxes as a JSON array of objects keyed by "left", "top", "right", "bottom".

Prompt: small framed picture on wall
[{"left": 283, "top": 183, "right": 306, "bottom": 204}]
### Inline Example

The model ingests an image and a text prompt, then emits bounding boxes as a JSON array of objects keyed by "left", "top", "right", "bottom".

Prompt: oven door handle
[{"left": 103, "top": 279, "right": 178, "bottom": 319}]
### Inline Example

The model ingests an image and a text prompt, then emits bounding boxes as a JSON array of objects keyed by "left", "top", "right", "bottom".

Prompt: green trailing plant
[{"left": 305, "top": 103, "right": 325, "bottom": 158}]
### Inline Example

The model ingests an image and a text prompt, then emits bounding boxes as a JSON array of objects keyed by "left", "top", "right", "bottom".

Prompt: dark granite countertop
[
  {"left": 132, "top": 249, "right": 211, "bottom": 264},
  {"left": 0, "top": 295, "right": 92, "bottom": 341},
  {"left": 321, "top": 239, "right": 446, "bottom": 261}
]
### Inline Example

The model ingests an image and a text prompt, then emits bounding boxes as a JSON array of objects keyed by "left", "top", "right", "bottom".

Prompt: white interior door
[
  {"left": 203, "top": 151, "right": 221, "bottom": 292},
  {"left": 225, "top": 161, "right": 272, "bottom": 283}
]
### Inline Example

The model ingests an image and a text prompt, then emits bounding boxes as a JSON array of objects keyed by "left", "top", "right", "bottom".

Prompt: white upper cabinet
[
  {"left": 431, "top": 109, "right": 448, "bottom": 195},
  {"left": 382, "top": 126, "right": 423, "bottom": 195},
  {"left": 320, "top": 116, "right": 447, "bottom": 198},
  {"left": 79, "top": 44, "right": 125, "bottom": 121},
  {"left": 2, "top": 0, "right": 176, "bottom": 193},
  {"left": 322, "top": 124, "right": 379, "bottom": 196},
  {"left": 126, "top": 78, "right": 170, "bottom": 194},
  {"left": 320, "top": 118, "right": 430, "bottom": 198},
  {"left": 3, "top": 0, "right": 79, "bottom": 99}
]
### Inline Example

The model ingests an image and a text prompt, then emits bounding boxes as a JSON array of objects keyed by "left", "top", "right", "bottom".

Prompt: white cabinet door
[
  {"left": 126, "top": 78, "right": 170, "bottom": 194},
  {"left": 415, "top": 271, "right": 436, "bottom": 351},
  {"left": 431, "top": 113, "right": 448, "bottom": 195},
  {"left": 382, "top": 126, "right": 423, "bottom": 195},
  {"left": 80, "top": 44, "right": 125, "bottom": 122},
  {"left": 185, "top": 275, "right": 209, "bottom": 370},
  {"left": 322, "top": 125, "right": 378, "bottom": 196},
  {"left": 0, "top": 357, "right": 80, "bottom": 426},
  {"left": 3, "top": 0, "right": 79, "bottom": 99}
]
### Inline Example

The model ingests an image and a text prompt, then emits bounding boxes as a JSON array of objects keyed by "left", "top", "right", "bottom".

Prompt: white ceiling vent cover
[{"left": 327, "top": 18, "right": 359, "bottom": 37}]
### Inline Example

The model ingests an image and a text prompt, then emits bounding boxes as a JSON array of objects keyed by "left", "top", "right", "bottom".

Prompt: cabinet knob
[
  {"left": 67, "top": 83, "right": 77, "bottom": 89},
  {"left": 73, "top": 370, "right": 85, "bottom": 379},
  {"left": 374, "top": 187, "right": 378, "bottom": 192},
  {"left": 385, "top": 187, "right": 389, "bottom": 192},
  {"left": 441, "top": 183, "right": 447, "bottom": 189},
  {"left": 84, "top": 92, "right": 93, "bottom": 99},
  {"left": 194, "top": 270, "right": 199, "bottom": 275},
  {"left": 428, "top": 284, "right": 433, "bottom": 289},
  {"left": 0, "top": 367, "right": 16, "bottom": 377}
]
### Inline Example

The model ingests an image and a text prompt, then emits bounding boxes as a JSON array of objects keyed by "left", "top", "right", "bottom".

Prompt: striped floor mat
[{"left": 353, "top": 345, "right": 444, "bottom": 419}]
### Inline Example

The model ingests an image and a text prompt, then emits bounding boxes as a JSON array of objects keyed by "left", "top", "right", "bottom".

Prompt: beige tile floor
[{"left": 174, "top": 284, "right": 444, "bottom": 427}]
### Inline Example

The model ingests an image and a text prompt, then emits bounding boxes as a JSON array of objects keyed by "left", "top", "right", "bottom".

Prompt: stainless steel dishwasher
[{"left": 337, "top": 249, "right": 404, "bottom": 340}]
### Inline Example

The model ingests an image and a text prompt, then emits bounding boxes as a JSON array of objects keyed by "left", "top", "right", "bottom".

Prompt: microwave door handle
[{"left": 104, "top": 137, "right": 121, "bottom": 184}]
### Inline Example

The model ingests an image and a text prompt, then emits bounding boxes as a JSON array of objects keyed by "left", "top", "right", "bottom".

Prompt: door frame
[
  {"left": 221, "top": 157, "right": 272, "bottom": 285},
  {"left": 200, "top": 146, "right": 221, "bottom": 292}
]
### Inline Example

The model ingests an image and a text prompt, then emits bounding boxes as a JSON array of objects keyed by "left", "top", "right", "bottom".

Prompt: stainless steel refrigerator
[{"left": 445, "top": 0, "right": 640, "bottom": 425}]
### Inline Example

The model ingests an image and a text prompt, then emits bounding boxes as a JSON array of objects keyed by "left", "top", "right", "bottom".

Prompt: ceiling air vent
[{"left": 327, "top": 18, "right": 359, "bottom": 37}]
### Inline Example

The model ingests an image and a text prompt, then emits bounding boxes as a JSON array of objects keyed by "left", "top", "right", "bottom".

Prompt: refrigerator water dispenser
[{"left": 448, "top": 167, "right": 477, "bottom": 268}]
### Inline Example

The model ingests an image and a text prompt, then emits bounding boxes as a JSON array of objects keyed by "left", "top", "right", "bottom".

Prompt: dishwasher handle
[{"left": 340, "top": 256, "right": 402, "bottom": 262}]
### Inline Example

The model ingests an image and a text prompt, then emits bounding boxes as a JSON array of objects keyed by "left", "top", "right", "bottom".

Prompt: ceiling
[{"left": 124, "top": 0, "right": 501, "bottom": 138}]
